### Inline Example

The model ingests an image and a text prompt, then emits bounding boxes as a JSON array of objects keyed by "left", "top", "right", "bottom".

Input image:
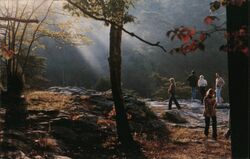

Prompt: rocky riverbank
[{"left": 0, "top": 87, "right": 231, "bottom": 159}]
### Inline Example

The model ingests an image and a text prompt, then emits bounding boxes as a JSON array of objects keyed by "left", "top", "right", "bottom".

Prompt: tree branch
[
  {"left": 0, "top": 16, "right": 39, "bottom": 23},
  {"left": 66, "top": 0, "right": 167, "bottom": 52},
  {"left": 22, "top": 1, "right": 54, "bottom": 72}
]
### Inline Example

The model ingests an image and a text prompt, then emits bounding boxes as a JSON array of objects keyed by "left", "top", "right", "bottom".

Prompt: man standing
[
  {"left": 186, "top": 70, "right": 198, "bottom": 101},
  {"left": 215, "top": 73, "right": 225, "bottom": 105}
]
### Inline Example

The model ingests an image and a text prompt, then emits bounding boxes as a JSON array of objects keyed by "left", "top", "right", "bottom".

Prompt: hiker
[
  {"left": 168, "top": 78, "right": 181, "bottom": 110},
  {"left": 197, "top": 75, "right": 208, "bottom": 104},
  {"left": 203, "top": 88, "right": 217, "bottom": 140},
  {"left": 215, "top": 73, "right": 225, "bottom": 105},
  {"left": 186, "top": 70, "right": 198, "bottom": 101}
]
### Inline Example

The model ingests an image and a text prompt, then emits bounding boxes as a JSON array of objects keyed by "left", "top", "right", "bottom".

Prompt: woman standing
[
  {"left": 168, "top": 78, "right": 181, "bottom": 110},
  {"left": 198, "top": 75, "right": 208, "bottom": 104},
  {"left": 203, "top": 88, "right": 217, "bottom": 140}
]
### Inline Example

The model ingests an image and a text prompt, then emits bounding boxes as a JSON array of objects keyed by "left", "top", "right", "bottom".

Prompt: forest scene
[{"left": 0, "top": 0, "right": 248, "bottom": 159}]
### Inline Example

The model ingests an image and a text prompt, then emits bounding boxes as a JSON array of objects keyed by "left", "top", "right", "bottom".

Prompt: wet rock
[
  {"left": 1, "top": 138, "right": 32, "bottom": 152},
  {"left": 51, "top": 126, "right": 79, "bottom": 144},
  {"left": 163, "top": 110, "right": 188, "bottom": 123},
  {"left": 53, "top": 155, "right": 72, "bottom": 159},
  {"left": 89, "top": 95, "right": 113, "bottom": 112},
  {"left": 47, "top": 86, "right": 99, "bottom": 96}
]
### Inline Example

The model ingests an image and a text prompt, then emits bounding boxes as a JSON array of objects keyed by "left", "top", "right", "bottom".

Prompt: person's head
[
  {"left": 215, "top": 73, "right": 220, "bottom": 78},
  {"left": 206, "top": 88, "right": 215, "bottom": 97},
  {"left": 199, "top": 75, "right": 204, "bottom": 79},
  {"left": 169, "top": 78, "right": 175, "bottom": 84}
]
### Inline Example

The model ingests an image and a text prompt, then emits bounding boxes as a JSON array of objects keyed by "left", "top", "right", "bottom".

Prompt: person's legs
[
  {"left": 168, "top": 95, "right": 173, "bottom": 110},
  {"left": 172, "top": 95, "right": 181, "bottom": 109},
  {"left": 204, "top": 117, "right": 210, "bottom": 137},
  {"left": 212, "top": 116, "right": 217, "bottom": 140},
  {"left": 215, "top": 88, "right": 221, "bottom": 104},
  {"left": 200, "top": 87, "right": 206, "bottom": 104},
  {"left": 191, "top": 87, "right": 196, "bottom": 100}
]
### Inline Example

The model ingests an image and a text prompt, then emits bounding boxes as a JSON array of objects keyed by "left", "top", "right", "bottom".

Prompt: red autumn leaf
[
  {"left": 2, "top": 50, "right": 14, "bottom": 60},
  {"left": 189, "top": 28, "right": 196, "bottom": 36},
  {"left": 190, "top": 40, "right": 198, "bottom": 51},
  {"left": 181, "top": 35, "right": 190, "bottom": 43},
  {"left": 204, "top": 16, "right": 218, "bottom": 25},
  {"left": 241, "top": 47, "right": 249, "bottom": 56},
  {"left": 199, "top": 33, "right": 207, "bottom": 41}
]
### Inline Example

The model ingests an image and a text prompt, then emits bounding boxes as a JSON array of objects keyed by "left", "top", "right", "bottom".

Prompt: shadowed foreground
[{"left": 0, "top": 88, "right": 230, "bottom": 159}]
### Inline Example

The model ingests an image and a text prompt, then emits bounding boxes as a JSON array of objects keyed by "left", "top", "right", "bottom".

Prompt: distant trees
[
  {"left": 0, "top": 0, "right": 88, "bottom": 98},
  {"left": 0, "top": 0, "right": 54, "bottom": 99},
  {"left": 94, "top": 77, "right": 110, "bottom": 91}
]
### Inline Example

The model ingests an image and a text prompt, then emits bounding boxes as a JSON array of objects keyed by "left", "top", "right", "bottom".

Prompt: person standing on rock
[
  {"left": 215, "top": 73, "right": 225, "bottom": 105},
  {"left": 197, "top": 75, "right": 208, "bottom": 104},
  {"left": 168, "top": 78, "right": 181, "bottom": 110},
  {"left": 203, "top": 88, "right": 217, "bottom": 140},
  {"left": 186, "top": 70, "right": 198, "bottom": 101}
]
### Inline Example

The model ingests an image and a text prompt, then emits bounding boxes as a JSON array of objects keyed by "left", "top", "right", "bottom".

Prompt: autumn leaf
[
  {"left": 181, "top": 35, "right": 190, "bottom": 43},
  {"left": 204, "top": 16, "right": 219, "bottom": 25},
  {"left": 1, "top": 47, "right": 14, "bottom": 60},
  {"left": 241, "top": 47, "right": 249, "bottom": 56},
  {"left": 199, "top": 33, "right": 207, "bottom": 41},
  {"left": 189, "top": 28, "right": 196, "bottom": 36}
]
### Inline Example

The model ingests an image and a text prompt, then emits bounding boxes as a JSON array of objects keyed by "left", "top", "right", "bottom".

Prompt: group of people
[
  {"left": 167, "top": 71, "right": 225, "bottom": 140},
  {"left": 186, "top": 71, "right": 225, "bottom": 104}
]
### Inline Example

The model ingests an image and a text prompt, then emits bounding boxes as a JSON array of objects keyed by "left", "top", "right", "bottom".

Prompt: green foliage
[
  {"left": 151, "top": 73, "right": 190, "bottom": 100},
  {"left": 18, "top": 53, "right": 48, "bottom": 88},
  {"left": 63, "top": 0, "right": 135, "bottom": 24},
  {"left": 94, "top": 77, "right": 111, "bottom": 91}
]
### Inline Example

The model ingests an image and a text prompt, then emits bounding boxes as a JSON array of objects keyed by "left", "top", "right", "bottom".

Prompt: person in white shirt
[
  {"left": 215, "top": 73, "right": 225, "bottom": 104},
  {"left": 197, "top": 75, "right": 208, "bottom": 104}
]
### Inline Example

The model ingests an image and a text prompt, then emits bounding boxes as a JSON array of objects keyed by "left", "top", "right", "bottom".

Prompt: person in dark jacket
[
  {"left": 203, "top": 88, "right": 217, "bottom": 140},
  {"left": 186, "top": 70, "right": 198, "bottom": 101},
  {"left": 168, "top": 78, "right": 181, "bottom": 110}
]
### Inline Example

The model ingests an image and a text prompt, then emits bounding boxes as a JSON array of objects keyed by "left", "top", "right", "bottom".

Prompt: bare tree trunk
[
  {"left": 108, "top": 24, "right": 134, "bottom": 146},
  {"left": 227, "top": 2, "right": 249, "bottom": 158}
]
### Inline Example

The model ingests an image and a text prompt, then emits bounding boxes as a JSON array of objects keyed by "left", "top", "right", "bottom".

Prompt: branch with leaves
[
  {"left": 166, "top": 0, "right": 248, "bottom": 56},
  {"left": 66, "top": 0, "right": 167, "bottom": 52}
]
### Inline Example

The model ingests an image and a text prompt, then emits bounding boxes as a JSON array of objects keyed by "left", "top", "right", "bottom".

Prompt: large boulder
[{"left": 163, "top": 110, "right": 188, "bottom": 123}]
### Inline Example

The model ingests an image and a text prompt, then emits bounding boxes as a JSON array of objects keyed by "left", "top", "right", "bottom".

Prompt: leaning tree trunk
[
  {"left": 227, "top": 2, "right": 248, "bottom": 158},
  {"left": 108, "top": 24, "right": 134, "bottom": 146}
]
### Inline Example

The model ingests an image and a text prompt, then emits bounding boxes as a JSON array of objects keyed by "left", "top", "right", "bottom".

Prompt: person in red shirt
[{"left": 203, "top": 88, "right": 217, "bottom": 140}]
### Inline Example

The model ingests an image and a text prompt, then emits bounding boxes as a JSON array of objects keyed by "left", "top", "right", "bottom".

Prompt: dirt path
[{"left": 142, "top": 100, "right": 231, "bottom": 159}]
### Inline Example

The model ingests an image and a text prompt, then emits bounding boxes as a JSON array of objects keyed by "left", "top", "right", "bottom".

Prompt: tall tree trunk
[
  {"left": 2, "top": 60, "right": 27, "bottom": 128},
  {"left": 108, "top": 24, "right": 134, "bottom": 146},
  {"left": 227, "top": 2, "right": 248, "bottom": 158}
]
